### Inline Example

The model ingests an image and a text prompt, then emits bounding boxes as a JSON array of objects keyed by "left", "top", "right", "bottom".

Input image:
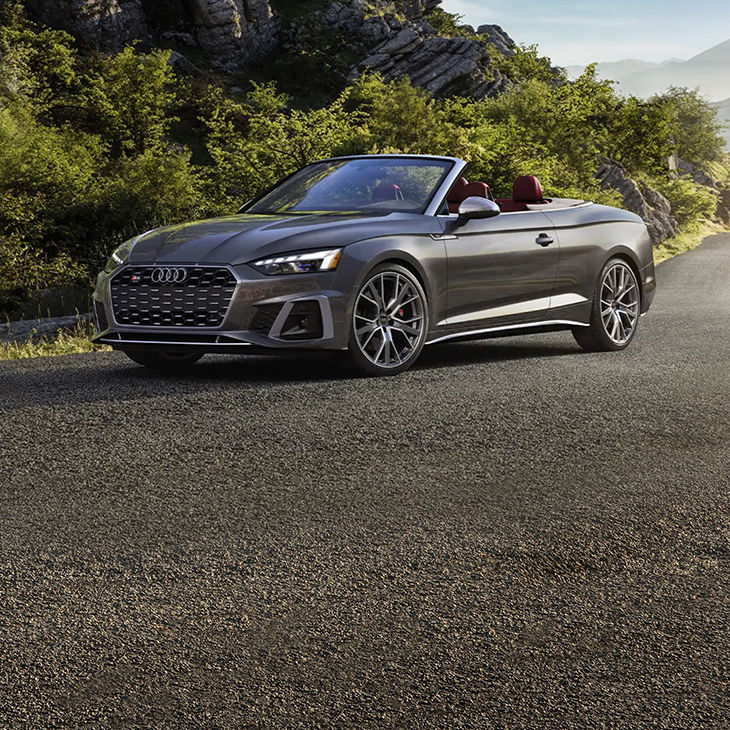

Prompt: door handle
[{"left": 536, "top": 233, "right": 554, "bottom": 247}]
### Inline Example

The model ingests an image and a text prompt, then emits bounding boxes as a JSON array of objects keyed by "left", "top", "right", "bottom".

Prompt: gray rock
[
  {"left": 596, "top": 159, "right": 679, "bottom": 246},
  {"left": 191, "top": 0, "right": 280, "bottom": 71},
  {"left": 0, "top": 314, "right": 92, "bottom": 345},
  {"left": 166, "top": 50, "right": 201, "bottom": 75},
  {"left": 717, "top": 186, "right": 730, "bottom": 226},
  {"left": 358, "top": 53, "right": 391, "bottom": 69},
  {"left": 477, "top": 24, "right": 517, "bottom": 57},
  {"left": 375, "top": 27, "right": 422, "bottom": 56},
  {"left": 676, "top": 157, "right": 719, "bottom": 189},
  {"left": 26, "top": 0, "right": 528, "bottom": 96},
  {"left": 391, "top": 0, "right": 440, "bottom": 18},
  {"left": 26, "top": 0, "right": 280, "bottom": 71},
  {"left": 160, "top": 31, "right": 197, "bottom": 47},
  {"left": 351, "top": 29, "right": 501, "bottom": 99},
  {"left": 26, "top": 0, "right": 151, "bottom": 51}
]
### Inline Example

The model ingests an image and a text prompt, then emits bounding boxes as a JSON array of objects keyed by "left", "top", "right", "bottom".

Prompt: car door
[{"left": 441, "top": 210, "right": 560, "bottom": 330}]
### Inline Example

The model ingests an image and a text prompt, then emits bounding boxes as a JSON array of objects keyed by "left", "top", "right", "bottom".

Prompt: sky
[{"left": 441, "top": 0, "right": 730, "bottom": 66}]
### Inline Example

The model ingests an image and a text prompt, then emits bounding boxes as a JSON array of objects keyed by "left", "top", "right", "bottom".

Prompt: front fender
[{"left": 336, "top": 236, "right": 447, "bottom": 332}]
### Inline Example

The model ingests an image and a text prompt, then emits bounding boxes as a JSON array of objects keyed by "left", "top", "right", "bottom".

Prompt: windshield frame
[{"left": 238, "top": 155, "right": 464, "bottom": 218}]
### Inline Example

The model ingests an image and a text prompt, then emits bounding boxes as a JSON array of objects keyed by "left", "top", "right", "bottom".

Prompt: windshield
[{"left": 245, "top": 158, "right": 453, "bottom": 215}]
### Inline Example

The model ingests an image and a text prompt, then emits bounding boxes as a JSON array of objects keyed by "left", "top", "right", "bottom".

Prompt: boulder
[
  {"left": 166, "top": 50, "right": 200, "bottom": 75},
  {"left": 476, "top": 24, "right": 517, "bottom": 57},
  {"left": 596, "top": 159, "right": 679, "bottom": 246},
  {"left": 676, "top": 157, "right": 719, "bottom": 189},
  {"left": 191, "top": 0, "right": 279, "bottom": 72},
  {"left": 391, "top": 0, "right": 441, "bottom": 19},
  {"left": 0, "top": 314, "right": 93, "bottom": 345},
  {"left": 716, "top": 185, "right": 730, "bottom": 226}
]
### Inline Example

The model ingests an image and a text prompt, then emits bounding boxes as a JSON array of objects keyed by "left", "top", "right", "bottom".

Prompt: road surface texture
[{"left": 1, "top": 234, "right": 728, "bottom": 728}]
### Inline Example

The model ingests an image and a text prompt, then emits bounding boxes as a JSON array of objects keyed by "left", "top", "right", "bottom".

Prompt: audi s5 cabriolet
[{"left": 93, "top": 154, "right": 656, "bottom": 375}]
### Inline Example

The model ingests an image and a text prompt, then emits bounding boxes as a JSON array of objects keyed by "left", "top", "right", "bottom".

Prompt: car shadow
[
  {"left": 0, "top": 337, "right": 580, "bottom": 411},
  {"left": 414, "top": 339, "right": 579, "bottom": 370}
]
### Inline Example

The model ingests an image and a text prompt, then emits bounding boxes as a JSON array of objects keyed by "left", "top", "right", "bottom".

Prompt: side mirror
[{"left": 457, "top": 197, "right": 500, "bottom": 226}]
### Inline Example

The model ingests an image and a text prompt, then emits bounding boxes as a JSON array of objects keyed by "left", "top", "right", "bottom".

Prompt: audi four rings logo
[{"left": 150, "top": 267, "right": 188, "bottom": 284}]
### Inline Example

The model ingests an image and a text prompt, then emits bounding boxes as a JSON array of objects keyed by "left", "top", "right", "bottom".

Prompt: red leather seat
[
  {"left": 497, "top": 175, "right": 547, "bottom": 212},
  {"left": 447, "top": 177, "right": 468, "bottom": 213},
  {"left": 372, "top": 182, "right": 403, "bottom": 202},
  {"left": 514, "top": 175, "right": 546, "bottom": 203},
  {"left": 462, "top": 181, "right": 492, "bottom": 201},
  {"left": 496, "top": 198, "right": 527, "bottom": 212},
  {"left": 446, "top": 178, "right": 493, "bottom": 213}
]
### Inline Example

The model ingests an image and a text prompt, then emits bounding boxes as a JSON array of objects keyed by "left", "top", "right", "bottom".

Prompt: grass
[
  {"left": 0, "top": 320, "right": 110, "bottom": 361},
  {"left": 653, "top": 219, "right": 728, "bottom": 264}
]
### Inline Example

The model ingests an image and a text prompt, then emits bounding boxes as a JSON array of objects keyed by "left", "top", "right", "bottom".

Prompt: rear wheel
[
  {"left": 348, "top": 264, "right": 429, "bottom": 376},
  {"left": 573, "top": 258, "right": 640, "bottom": 352},
  {"left": 124, "top": 350, "right": 203, "bottom": 373}
]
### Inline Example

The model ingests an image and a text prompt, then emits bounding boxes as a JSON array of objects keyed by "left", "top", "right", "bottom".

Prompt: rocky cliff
[
  {"left": 25, "top": 0, "right": 280, "bottom": 71},
  {"left": 23, "top": 0, "right": 516, "bottom": 96}
]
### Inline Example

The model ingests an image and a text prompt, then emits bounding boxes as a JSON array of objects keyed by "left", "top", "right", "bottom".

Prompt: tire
[
  {"left": 348, "top": 263, "right": 429, "bottom": 376},
  {"left": 573, "top": 257, "right": 641, "bottom": 352},
  {"left": 124, "top": 350, "right": 203, "bottom": 373}
]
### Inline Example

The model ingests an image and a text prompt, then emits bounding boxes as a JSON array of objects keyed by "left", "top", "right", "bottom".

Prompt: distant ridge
[
  {"left": 566, "top": 38, "right": 730, "bottom": 102},
  {"left": 565, "top": 59, "right": 664, "bottom": 80}
]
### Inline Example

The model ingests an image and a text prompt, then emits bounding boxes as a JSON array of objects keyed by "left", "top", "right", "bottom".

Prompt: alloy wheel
[
  {"left": 600, "top": 263, "right": 639, "bottom": 345},
  {"left": 353, "top": 271, "right": 426, "bottom": 369}
]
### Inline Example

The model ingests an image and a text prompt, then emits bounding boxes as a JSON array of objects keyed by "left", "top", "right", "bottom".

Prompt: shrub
[
  {"left": 650, "top": 176, "right": 718, "bottom": 227},
  {"left": 72, "top": 47, "right": 178, "bottom": 156},
  {"left": 0, "top": 235, "right": 88, "bottom": 317}
]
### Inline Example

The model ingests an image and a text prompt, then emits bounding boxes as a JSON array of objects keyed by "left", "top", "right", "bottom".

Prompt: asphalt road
[{"left": 1, "top": 235, "right": 728, "bottom": 728}]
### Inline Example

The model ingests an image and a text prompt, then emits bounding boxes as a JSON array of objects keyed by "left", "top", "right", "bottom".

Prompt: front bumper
[
  {"left": 640, "top": 260, "right": 656, "bottom": 314},
  {"left": 92, "top": 263, "right": 351, "bottom": 353}
]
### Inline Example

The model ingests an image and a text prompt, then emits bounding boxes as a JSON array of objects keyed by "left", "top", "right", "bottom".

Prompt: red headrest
[
  {"left": 447, "top": 177, "right": 468, "bottom": 203},
  {"left": 513, "top": 175, "right": 543, "bottom": 202},
  {"left": 462, "top": 181, "right": 490, "bottom": 200},
  {"left": 372, "top": 182, "right": 403, "bottom": 202}
]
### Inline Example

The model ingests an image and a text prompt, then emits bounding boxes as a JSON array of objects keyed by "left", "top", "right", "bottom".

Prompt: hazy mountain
[
  {"left": 618, "top": 39, "right": 730, "bottom": 101},
  {"left": 566, "top": 39, "right": 730, "bottom": 102},
  {"left": 565, "top": 59, "right": 665, "bottom": 81}
]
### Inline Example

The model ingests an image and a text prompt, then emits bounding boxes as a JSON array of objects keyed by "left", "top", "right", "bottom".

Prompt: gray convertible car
[{"left": 93, "top": 154, "right": 656, "bottom": 375}]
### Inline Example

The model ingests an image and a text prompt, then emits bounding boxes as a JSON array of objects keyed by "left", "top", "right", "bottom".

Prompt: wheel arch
[
  {"left": 604, "top": 247, "right": 643, "bottom": 303},
  {"left": 348, "top": 247, "right": 435, "bottom": 313}
]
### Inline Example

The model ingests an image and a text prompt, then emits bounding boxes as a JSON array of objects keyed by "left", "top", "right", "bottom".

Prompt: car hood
[{"left": 127, "top": 212, "right": 435, "bottom": 266}]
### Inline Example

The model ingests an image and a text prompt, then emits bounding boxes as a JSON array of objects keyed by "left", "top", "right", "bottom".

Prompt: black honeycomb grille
[{"left": 110, "top": 267, "right": 237, "bottom": 327}]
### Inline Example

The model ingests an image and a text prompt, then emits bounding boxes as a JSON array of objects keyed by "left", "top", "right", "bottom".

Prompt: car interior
[
  {"left": 366, "top": 173, "right": 551, "bottom": 215},
  {"left": 445, "top": 174, "right": 549, "bottom": 214}
]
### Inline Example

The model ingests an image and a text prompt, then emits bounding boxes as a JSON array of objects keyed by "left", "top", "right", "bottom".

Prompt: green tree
[
  {"left": 340, "top": 74, "right": 468, "bottom": 157},
  {"left": 75, "top": 47, "right": 178, "bottom": 156},
  {"left": 606, "top": 96, "right": 674, "bottom": 173},
  {"left": 658, "top": 87, "right": 725, "bottom": 169},
  {"left": 0, "top": 1, "right": 76, "bottom": 113}
]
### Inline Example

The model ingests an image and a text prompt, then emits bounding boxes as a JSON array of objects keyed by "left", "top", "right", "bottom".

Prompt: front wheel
[
  {"left": 124, "top": 350, "right": 203, "bottom": 373},
  {"left": 348, "top": 264, "right": 429, "bottom": 376},
  {"left": 573, "top": 258, "right": 641, "bottom": 352}
]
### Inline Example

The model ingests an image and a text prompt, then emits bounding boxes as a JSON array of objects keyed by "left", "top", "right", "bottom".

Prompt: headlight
[
  {"left": 250, "top": 249, "right": 342, "bottom": 276},
  {"left": 104, "top": 238, "right": 136, "bottom": 273}
]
